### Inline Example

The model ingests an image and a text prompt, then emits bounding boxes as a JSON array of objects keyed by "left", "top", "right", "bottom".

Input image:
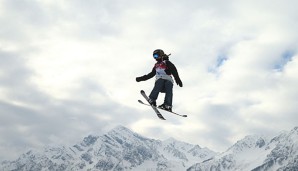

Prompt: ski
[
  {"left": 138, "top": 100, "right": 187, "bottom": 118},
  {"left": 140, "top": 90, "right": 166, "bottom": 120}
]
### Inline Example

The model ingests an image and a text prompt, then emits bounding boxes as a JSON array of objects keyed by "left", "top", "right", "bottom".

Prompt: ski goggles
[{"left": 153, "top": 54, "right": 159, "bottom": 59}]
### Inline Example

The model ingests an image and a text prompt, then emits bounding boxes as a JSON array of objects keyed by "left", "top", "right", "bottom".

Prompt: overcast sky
[{"left": 1, "top": 0, "right": 298, "bottom": 161}]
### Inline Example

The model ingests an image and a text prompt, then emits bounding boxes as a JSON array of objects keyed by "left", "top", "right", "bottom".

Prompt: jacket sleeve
[
  {"left": 166, "top": 61, "right": 183, "bottom": 86},
  {"left": 136, "top": 67, "right": 156, "bottom": 81}
]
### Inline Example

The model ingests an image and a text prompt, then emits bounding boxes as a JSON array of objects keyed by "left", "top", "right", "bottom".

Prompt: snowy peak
[
  {"left": 106, "top": 125, "right": 154, "bottom": 145},
  {"left": 1, "top": 126, "right": 297, "bottom": 171},
  {"left": 108, "top": 125, "right": 133, "bottom": 135},
  {"left": 270, "top": 126, "right": 298, "bottom": 144},
  {"left": 188, "top": 126, "right": 298, "bottom": 171},
  {"left": 227, "top": 135, "right": 268, "bottom": 154},
  {"left": 254, "top": 126, "right": 298, "bottom": 171},
  {"left": 163, "top": 137, "right": 196, "bottom": 152},
  {"left": 161, "top": 137, "right": 216, "bottom": 163},
  {"left": 1, "top": 126, "right": 216, "bottom": 171}
]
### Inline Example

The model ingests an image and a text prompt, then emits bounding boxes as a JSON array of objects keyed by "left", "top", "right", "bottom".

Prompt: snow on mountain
[
  {"left": 161, "top": 137, "right": 216, "bottom": 165},
  {"left": 0, "top": 125, "right": 216, "bottom": 171},
  {"left": 1, "top": 126, "right": 297, "bottom": 171},
  {"left": 187, "top": 127, "right": 298, "bottom": 171}
]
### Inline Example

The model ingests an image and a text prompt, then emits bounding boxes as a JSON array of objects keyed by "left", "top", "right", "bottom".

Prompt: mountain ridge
[
  {"left": 1, "top": 125, "right": 216, "bottom": 171},
  {"left": 1, "top": 126, "right": 297, "bottom": 171},
  {"left": 187, "top": 126, "right": 298, "bottom": 171}
]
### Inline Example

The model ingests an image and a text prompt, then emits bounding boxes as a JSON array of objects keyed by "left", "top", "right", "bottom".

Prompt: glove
[
  {"left": 136, "top": 77, "right": 142, "bottom": 82},
  {"left": 176, "top": 79, "right": 183, "bottom": 87}
]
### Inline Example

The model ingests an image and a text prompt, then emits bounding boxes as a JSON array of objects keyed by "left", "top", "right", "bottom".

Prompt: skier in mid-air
[{"left": 136, "top": 49, "right": 183, "bottom": 112}]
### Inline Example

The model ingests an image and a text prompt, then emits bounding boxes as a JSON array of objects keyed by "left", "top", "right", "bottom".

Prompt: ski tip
[
  {"left": 140, "top": 90, "right": 145, "bottom": 93},
  {"left": 183, "top": 115, "right": 187, "bottom": 117}
]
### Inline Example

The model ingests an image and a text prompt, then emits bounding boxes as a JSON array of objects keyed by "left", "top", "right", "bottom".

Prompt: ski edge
[{"left": 140, "top": 91, "right": 166, "bottom": 120}]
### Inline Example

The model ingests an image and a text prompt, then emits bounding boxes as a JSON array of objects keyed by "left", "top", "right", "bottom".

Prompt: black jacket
[{"left": 136, "top": 60, "right": 183, "bottom": 87}]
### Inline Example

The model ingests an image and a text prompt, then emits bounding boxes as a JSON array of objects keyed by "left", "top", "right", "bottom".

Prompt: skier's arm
[
  {"left": 166, "top": 61, "right": 183, "bottom": 87},
  {"left": 136, "top": 67, "right": 156, "bottom": 82}
]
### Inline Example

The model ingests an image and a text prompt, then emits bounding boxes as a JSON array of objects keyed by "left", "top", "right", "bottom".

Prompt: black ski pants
[{"left": 149, "top": 79, "right": 173, "bottom": 106}]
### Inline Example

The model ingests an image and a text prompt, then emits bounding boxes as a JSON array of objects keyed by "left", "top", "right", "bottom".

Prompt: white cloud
[{"left": 0, "top": 0, "right": 298, "bottom": 161}]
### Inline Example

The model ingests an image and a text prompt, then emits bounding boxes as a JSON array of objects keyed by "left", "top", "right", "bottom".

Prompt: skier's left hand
[{"left": 176, "top": 79, "right": 183, "bottom": 87}]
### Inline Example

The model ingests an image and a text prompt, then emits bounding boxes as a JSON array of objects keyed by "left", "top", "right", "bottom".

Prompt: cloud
[
  {"left": 0, "top": 49, "right": 141, "bottom": 161},
  {"left": 1, "top": 0, "right": 298, "bottom": 161}
]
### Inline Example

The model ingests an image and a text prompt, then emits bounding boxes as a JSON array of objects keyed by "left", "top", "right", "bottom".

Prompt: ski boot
[
  {"left": 158, "top": 104, "right": 172, "bottom": 112},
  {"left": 148, "top": 98, "right": 156, "bottom": 107}
]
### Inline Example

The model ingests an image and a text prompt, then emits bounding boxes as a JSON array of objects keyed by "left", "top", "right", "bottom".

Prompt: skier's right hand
[{"left": 136, "top": 77, "right": 142, "bottom": 82}]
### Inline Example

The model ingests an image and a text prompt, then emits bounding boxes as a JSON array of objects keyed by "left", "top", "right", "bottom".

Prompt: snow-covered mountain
[
  {"left": 0, "top": 126, "right": 216, "bottom": 171},
  {"left": 1, "top": 126, "right": 297, "bottom": 171},
  {"left": 187, "top": 127, "right": 298, "bottom": 171}
]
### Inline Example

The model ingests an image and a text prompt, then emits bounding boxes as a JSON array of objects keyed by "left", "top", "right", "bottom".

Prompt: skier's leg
[
  {"left": 149, "top": 79, "right": 164, "bottom": 102},
  {"left": 164, "top": 80, "right": 173, "bottom": 107}
]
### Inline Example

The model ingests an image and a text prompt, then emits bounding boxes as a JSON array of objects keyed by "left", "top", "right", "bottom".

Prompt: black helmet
[{"left": 153, "top": 49, "right": 165, "bottom": 59}]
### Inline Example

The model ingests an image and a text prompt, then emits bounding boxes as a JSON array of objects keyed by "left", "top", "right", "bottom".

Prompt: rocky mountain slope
[
  {"left": 1, "top": 126, "right": 297, "bottom": 171},
  {"left": 187, "top": 127, "right": 298, "bottom": 171},
  {"left": 0, "top": 126, "right": 216, "bottom": 171}
]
